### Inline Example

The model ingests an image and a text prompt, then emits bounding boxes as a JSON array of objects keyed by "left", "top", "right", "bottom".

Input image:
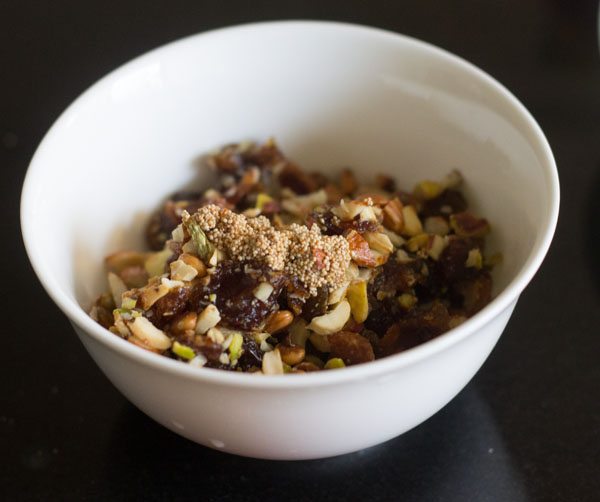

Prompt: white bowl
[{"left": 21, "top": 21, "right": 559, "bottom": 460}]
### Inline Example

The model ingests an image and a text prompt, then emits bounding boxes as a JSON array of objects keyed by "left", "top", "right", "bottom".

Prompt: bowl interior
[{"left": 22, "top": 22, "right": 556, "bottom": 337}]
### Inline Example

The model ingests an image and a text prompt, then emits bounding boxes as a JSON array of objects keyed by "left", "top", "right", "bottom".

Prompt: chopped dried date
[
  {"left": 237, "top": 336, "right": 264, "bottom": 371},
  {"left": 379, "top": 301, "right": 450, "bottom": 356},
  {"left": 301, "top": 286, "right": 329, "bottom": 321},
  {"left": 452, "top": 272, "right": 492, "bottom": 315},
  {"left": 329, "top": 331, "right": 375, "bottom": 365},
  {"left": 148, "top": 287, "right": 192, "bottom": 328},
  {"left": 422, "top": 189, "right": 467, "bottom": 218},
  {"left": 278, "top": 163, "right": 318, "bottom": 194}
]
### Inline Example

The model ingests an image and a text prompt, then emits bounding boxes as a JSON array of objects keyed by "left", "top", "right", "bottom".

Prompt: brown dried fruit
[
  {"left": 278, "top": 163, "right": 318, "bottom": 194},
  {"left": 340, "top": 168, "right": 358, "bottom": 195},
  {"left": 329, "top": 331, "right": 375, "bottom": 365},
  {"left": 453, "top": 272, "right": 492, "bottom": 315},
  {"left": 119, "top": 265, "right": 148, "bottom": 289},
  {"left": 450, "top": 212, "right": 490, "bottom": 238}
]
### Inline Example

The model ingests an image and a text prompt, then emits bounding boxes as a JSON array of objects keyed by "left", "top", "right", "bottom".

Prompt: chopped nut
[
  {"left": 172, "top": 311, "right": 197, "bottom": 335},
  {"left": 207, "top": 326, "right": 225, "bottom": 344},
  {"left": 396, "top": 249, "right": 413, "bottom": 263},
  {"left": 328, "top": 282, "right": 349, "bottom": 305},
  {"left": 363, "top": 232, "right": 394, "bottom": 255},
  {"left": 465, "top": 248, "right": 483, "bottom": 269},
  {"left": 195, "top": 305, "right": 221, "bottom": 335},
  {"left": 427, "top": 235, "right": 449, "bottom": 261},
  {"left": 401, "top": 205, "right": 423, "bottom": 237},
  {"left": 381, "top": 227, "right": 405, "bottom": 247},
  {"left": 277, "top": 344, "right": 306, "bottom": 366},
  {"left": 307, "top": 300, "right": 351, "bottom": 335},
  {"left": 382, "top": 198, "right": 404, "bottom": 233},
  {"left": 253, "top": 282, "right": 274, "bottom": 302},
  {"left": 406, "top": 233, "right": 429, "bottom": 252},
  {"left": 424, "top": 216, "right": 450, "bottom": 236},
  {"left": 345, "top": 230, "right": 376, "bottom": 267},
  {"left": 179, "top": 253, "right": 207, "bottom": 276},
  {"left": 346, "top": 281, "right": 369, "bottom": 323},
  {"left": 169, "top": 259, "right": 198, "bottom": 282},
  {"left": 144, "top": 249, "right": 173, "bottom": 278},
  {"left": 107, "top": 272, "right": 128, "bottom": 308},
  {"left": 397, "top": 293, "right": 417, "bottom": 310},
  {"left": 172, "top": 341, "right": 195, "bottom": 360},
  {"left": 262, "top": 349, "right": 284, "bottom": 375},
  {"left": 414, "top": 180, "right": 443, "bottom": 200},
  {"left": 128, "top": 317, "right": 171, "bottom": 350},
  {"left": 264, "top": 310, "right": 294, "bottom": 334}
]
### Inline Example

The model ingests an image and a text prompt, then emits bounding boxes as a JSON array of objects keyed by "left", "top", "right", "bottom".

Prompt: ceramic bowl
[{"left": 21, "top": 21, "right": 559, "bottom": 460}]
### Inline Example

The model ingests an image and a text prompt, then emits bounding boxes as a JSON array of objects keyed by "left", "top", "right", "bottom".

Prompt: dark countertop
[{"left": 2, "top": 1, "right": 599, "bottom": 501}]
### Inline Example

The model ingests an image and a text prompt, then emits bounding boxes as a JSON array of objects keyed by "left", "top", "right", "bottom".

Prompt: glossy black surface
[{"left": 2, "top": 1, "right": 599, "bottom": 500}]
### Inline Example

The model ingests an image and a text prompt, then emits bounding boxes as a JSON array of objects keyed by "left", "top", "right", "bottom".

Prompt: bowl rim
[{"left": 20, "top": 19, "right": 559, "bottom": 389}]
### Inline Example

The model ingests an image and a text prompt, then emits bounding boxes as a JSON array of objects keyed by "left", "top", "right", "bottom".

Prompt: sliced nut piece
[
  {"left": 262, "top": 349, "right": 284, "bottom": 375},
  {"left": 381, "top": 227, "right": 405, "bottom": 247},
  {"left": 179, "top": 253, "right": 207, "bottom": 277},
  {"left": 170, "top": 259, "right": 199, "bottom": 282},
  {"left": 107, "top": 272, "right": 128, "bottom": 308},
  {"left": 172, "top": 311, "right": 197, "bottom": 335},
  {"left": 253, "top": 282, "right": 274, "bottom": 302},
  {"left": 264, "top": 310, "right": 294, "bottom": 334},
  {"left": 307, "top": 300, "right": 351, "bottom": 335},
  {"left": 308, "top": 333, "right": 331, "bottom": 353},
  {"left": 346, "top": 281, "right": 369, "bottom": 323},
  {"left": 396, "top": 249, "right": 413, "bottom": 263},
  {"left": 144, "top": 249, "right": 173, "bottom": 278},
  {"left": 363, "top": 232, "right": 394, "bottom": 254},
  {"left": 382, "top": 198, "right": 404, "bottom": 233},
  {"left": 424, "top": 216, "right": 450, "bottom": 236},
  {"left": 128, "top": 316, "right": 172, "bottom": 350},
  {"left": 105, "top": 251, "right": 147, "bottom": 274},
  {"left": 277, "top": 344, "right": 306, "bottom": 366},
  {"left": 427, "top": 234, "right": 449, "bottom": 261},
  {"left": 328, "top": 282, "right": 349, "bottom": 305},
  {"left": 195, "top": 304, "right": 221, "bottom": 335},
  {"left": 171, "top": 224, "right": 185, "bottom": 243},
  {"left": 281, "top": 189, "right": 327, "bottom": 216},
  {"left": 401, "top": 205, "right": 423, "bottom": 237},
  {"left": 207, "top": 326, "right": 225, "bottom": 344},
  {"left": 406, "top": 233, "right": 429, "bottom": 252},
  {"left": 288, "top": 318, "right": 310, "bottom": 347}
]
